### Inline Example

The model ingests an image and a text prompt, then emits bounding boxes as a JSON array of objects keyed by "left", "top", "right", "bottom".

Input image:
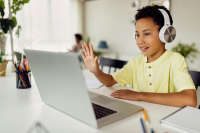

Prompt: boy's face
[{"left": 135, "top": 17, "right": 164, "bottom": 57}]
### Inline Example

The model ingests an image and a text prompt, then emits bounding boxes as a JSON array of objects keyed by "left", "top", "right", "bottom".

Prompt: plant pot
[{"left": 0, "top": 60, "right": 8, "bottom": 76}]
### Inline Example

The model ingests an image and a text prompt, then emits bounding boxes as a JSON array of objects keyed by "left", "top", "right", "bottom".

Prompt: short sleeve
[
  {"left": 112, "top": 59, "right": 134, "bottom": 86},
  {"left": 172, "top": 54, "right": 195, "bottom": 92}
]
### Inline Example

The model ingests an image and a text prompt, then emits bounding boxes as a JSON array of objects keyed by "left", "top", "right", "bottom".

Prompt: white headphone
[{"left": 158, "top": 9, "right": 176, "bottom": 43}]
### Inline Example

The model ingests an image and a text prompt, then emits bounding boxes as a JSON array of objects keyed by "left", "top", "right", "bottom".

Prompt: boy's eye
[{"left": 144, "top": 32, "right": 151, "bottom": 36}]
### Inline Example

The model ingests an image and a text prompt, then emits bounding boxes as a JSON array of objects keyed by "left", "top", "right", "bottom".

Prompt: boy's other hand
[
  {"left": 111, "top": 89, "right": 141, "bottom": 101},
  {"left": 81, "top": 43, "right": 100, "bottom": 74}
]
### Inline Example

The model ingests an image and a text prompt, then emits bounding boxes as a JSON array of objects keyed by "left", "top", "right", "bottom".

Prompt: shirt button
[
  {"left": 149, "top": 74, "right": 151, "bottom": 77},
  {"left": 149, "top": 83, "right": 152, "bottom": 86},
  {"left": 148, "top": 66, "right": 152, "bottom": 69}
]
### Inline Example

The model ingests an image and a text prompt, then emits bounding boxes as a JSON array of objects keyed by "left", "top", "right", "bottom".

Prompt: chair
[
  {"left": 189, "top": 70, "right": 200, "bottom": 89},
  {"left": 99, "top": 57, "right": 127, "bottom": 74}
]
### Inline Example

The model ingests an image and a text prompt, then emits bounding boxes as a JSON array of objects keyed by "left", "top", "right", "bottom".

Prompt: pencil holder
[{"left": 16, "top": 71, "right": 31, "bottom": 89}]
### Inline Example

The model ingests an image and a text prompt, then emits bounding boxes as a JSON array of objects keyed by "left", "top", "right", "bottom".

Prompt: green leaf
[
  {"left": 0, "top": 0, "right": 5, "bottom": 17},
  {"left": 171, "top": 42, "right": 199, "bottom": 62},
  {"left": 11, "top": 0, "right": 30, "bottom": 14},
  {"left": 11, "top": 16, "right": 17, "bottom": 28},
  {"left": 0, "top": 50, "right": 5, "bottom": 63}
]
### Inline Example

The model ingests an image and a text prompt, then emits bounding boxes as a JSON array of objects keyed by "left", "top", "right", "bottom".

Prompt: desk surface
[{"left": 1, "top": 72, "right": 199, "bottom": 133}]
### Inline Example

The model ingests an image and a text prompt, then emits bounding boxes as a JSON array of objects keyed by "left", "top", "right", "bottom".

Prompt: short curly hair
[{"left": 135, "top": 5, "right": 173, "bottom": 30}]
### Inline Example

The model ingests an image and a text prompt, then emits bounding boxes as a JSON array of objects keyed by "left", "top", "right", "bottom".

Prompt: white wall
[
  {"left": 84, "top": 0, "right": 139, "bottom": 57},
  {"left": 171, "top": 0, "right": 200, "bottom": 45},
  {"left": 84, "top": 0, "right": 200, "bottom": 70}
]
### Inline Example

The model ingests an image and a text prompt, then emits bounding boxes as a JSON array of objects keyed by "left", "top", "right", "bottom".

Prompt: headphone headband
[{"left": 158, "top": 9, "right": 171, "bottom": 25}]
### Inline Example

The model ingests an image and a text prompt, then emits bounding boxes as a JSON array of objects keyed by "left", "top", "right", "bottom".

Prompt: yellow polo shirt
[{"left": 112, "top": 51, "right": 195, "bottom": 93}]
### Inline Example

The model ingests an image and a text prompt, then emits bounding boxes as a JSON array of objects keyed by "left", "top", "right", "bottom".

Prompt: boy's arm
[
  {"left": 111, "top": 89, "right": 197, "bottom": 107},
  {"left": 94, "top": 69, "right": 116, "bottom": 87},
  {"left": 81, "top": 43, "right": 116, "bottom": 87}
]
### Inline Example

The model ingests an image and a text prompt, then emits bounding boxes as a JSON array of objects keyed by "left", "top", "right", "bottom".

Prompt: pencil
[
  {"left": 143, "top": 109, "right": 150, "bottom": 122},
  {"left": 143, "top": 109, "right": 155, "bottom": 133}
]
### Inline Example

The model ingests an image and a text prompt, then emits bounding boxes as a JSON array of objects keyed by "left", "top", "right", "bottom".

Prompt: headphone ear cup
[
  {"left": 159, "top": 26, "right": 168, "bottom": 43},
  {"left": 159, "top": 25, "right": 176, "bottom": 43}
]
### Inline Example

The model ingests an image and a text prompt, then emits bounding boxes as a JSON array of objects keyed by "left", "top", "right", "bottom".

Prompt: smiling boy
[{"left": 81, "top": 5, "right": 197, "bottom": 107}]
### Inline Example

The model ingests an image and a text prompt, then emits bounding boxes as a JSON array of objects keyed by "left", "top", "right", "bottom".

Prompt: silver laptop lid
[{"left": 25, "top": 49, "right": 97, "bottom": 128}]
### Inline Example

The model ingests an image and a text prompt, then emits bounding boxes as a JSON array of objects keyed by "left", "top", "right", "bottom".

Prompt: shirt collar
[{"left": 143, "top": 50, "right": 169, "bottom": 65}]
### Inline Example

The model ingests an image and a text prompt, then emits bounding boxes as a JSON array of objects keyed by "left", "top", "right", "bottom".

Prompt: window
[{"left": 7, "top": 0, "right": 83, "bottom": 53}]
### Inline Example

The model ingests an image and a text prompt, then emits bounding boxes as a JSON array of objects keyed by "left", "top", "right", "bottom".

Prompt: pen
[
  {"left": 140, "top": 118, "right": 147, "bottom": 133},
  {"left": 143, "top": 109, "right": 155, "bottom": 133}
]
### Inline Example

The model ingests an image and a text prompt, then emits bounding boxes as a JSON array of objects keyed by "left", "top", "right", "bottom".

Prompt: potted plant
[
  {"left": 172, "top": 42, "right": 199, "bottom": 63},
  {"left": 0, "top": 0, "right": 30, "bottom": 76}
]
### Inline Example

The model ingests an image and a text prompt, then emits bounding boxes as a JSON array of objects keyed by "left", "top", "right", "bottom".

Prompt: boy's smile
[
  {"left": 139, "top": 46, "right": 149, "bottom": 52},
  {"left": 135, "top": 17, "right": 166, "bottom": 62}
]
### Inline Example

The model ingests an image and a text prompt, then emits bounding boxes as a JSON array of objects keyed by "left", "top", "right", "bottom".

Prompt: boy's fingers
[
  {"left": 111, "top": 93, "right": 119, "bottom": 98},
  {"left": 82, "top": 43, "right": 89, "bottom": 56},
  {"left": 85, "top": 43, "right": 90, "bottom": 56},
  {"left": 81, "top": 44, "right": 85, "bottom": 54},
  {"left": 111, "top": 90, "right": 122, "bottom": 96},
  {"left": 89, "top": 43, "right": 94, "bottom": 56},
  {"left": 88, "top": 43, "right": 91, "bottom": 55}
]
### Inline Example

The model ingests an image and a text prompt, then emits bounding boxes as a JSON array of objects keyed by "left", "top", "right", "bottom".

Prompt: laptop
[{"left": 25, "top": 49, "right": 143, "bottom": 128}]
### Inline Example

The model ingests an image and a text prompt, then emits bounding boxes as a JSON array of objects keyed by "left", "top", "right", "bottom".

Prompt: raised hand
[{"left": 81, "top": 43, "right": 100, "bottom": 74}]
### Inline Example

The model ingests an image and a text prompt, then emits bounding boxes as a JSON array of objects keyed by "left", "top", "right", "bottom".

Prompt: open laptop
[{"left": 25, "top": 49, "right": 143, "bottom": 128}]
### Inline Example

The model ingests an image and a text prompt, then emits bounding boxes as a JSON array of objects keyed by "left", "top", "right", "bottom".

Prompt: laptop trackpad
[{"left": 89, "top": 91, "right": 113, "bottom": 105}]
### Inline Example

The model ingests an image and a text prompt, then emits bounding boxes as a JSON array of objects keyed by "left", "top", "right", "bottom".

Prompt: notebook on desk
[{"left": 160, "top": 106, "right": 200, "bottom": 133}]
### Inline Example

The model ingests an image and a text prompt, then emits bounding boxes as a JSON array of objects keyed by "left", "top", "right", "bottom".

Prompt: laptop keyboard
[{"left": 92, "top": 103, "right": 117, "bottom": 119}]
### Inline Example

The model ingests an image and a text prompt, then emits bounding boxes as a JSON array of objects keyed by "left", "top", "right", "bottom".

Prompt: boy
[{"left": 81, "top": 5, "right": 197, "bottom": 107}]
